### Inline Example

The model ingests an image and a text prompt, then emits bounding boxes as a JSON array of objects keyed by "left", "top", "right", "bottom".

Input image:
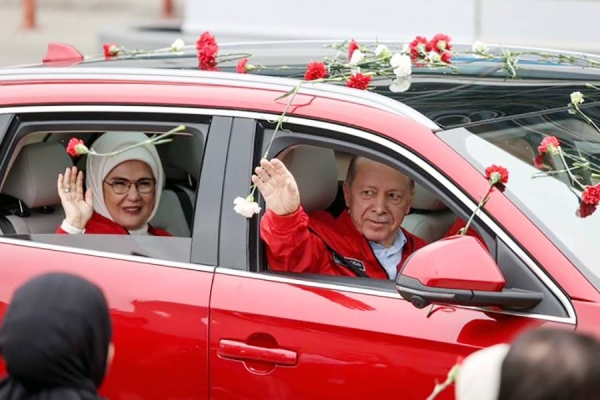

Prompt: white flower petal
[
  {"left": 233, "top": 196, "right": 261, "bottom": 218},
  {"left": 389, "top": 77, "right": 411, "bottom": 93},
  {"left": 472, "top": 40, "right": 488, "bottom": 55},
  {"left": 375, "top": 44, "right": 391, "bottom": 58},
  {"left": 570, "top": 91, "right": 584, "bottom": 106},
  {"left": 401, "top": 43, "right": 409, "bottom": 54},
  {"left": 171, "top": 38, "right": 185, "bottom": 52},
  {"left": 350, "top": 49, "right": 365, "bottom": 65},
  {"left": 391, "top": 54, "right": 412, "bottom": 77}
]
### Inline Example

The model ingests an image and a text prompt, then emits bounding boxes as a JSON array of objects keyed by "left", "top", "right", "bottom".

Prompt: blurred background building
[{"left": 1, "top": 0, "right": 600, "bottom": 66}]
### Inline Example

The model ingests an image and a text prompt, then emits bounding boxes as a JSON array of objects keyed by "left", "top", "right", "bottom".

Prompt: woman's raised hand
[
  {"left": 57, "top": 166, "right": 93, "bottom": 230},
  {"left": 252, "top": 158, "right": 300, "bottom": 216}
]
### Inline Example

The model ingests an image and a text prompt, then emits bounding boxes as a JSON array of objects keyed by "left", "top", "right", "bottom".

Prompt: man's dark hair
[
  {"left": 498, "top": 328, "right": 600, "bottom": 400},
  {"left": 345, "top": 155, "right": 415, "bottom": 190}
]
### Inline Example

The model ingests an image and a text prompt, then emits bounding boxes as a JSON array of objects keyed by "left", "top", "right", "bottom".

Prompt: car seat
[
  {"left": 0, "top": 142, "right": 72, "bottom": 234},
  {"left": 401, "top": 183, "right": 456, "bottom": 242}
]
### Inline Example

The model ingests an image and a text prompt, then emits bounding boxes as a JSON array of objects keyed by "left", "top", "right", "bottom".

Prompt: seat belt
[
  {"left": 169, "top": 184, "right": 193, "bottom": 230},
  {"left": 0, "top": 215, "right": 16, "bottom": 234}
]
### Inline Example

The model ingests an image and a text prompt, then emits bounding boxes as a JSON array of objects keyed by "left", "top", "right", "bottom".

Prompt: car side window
[{"left": 0, "top": 115, "right": 208, "bottom": 264}]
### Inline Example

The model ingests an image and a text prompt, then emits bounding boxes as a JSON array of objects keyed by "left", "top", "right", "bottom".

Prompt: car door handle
[{"left": 218, "top": 339, "right": 298, "bottom": 366}]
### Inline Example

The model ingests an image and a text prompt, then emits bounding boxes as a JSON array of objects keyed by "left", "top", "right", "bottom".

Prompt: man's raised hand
[{"left": 252, "top": 158, "right": 300, "bottom": 216}]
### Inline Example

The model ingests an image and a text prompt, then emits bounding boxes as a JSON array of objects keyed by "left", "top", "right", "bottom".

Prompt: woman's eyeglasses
[{"left": 103, "top": 178, "right": 156, "bottom": 195}]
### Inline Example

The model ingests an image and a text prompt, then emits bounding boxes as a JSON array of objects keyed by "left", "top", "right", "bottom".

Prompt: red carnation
[
  {"left": 534, "top": 155, "right": 551, "bottom": 170},
  {"left": 428, "top": 34, "right": 452, "bottom": 53},
  {"left": 346, "top": 73, "right": 371, "bottom": 90},
  {"left": 409, "top": 36, "right": 428, "bottom": 61},
  {"left": 304, "top": 62, "right": 327, "bottom": 81},
  {"left": 577, "top": 203, "right": 597, "bottom": 218},
  {"left": 103, "top": 44, "right": 119, "bottom": 58},
  {"left": 538, "top": 136, "right": 560, "bottom": 155},
  {"left": 441, "top": 50, "right": 452, "bottom": 64},
  {"left": 348, "top": 39, "right": 360, "bottom": 60},
  {"left": 66, "top": 138, "right": 88, "bottom": 157},
  {"left": 236, "top": 58, "right": 249, "bottom": 74},
  {"left": 485, "top": 164, "right": 509, "bottom": 191},
  {"left": 582, "top": 184, "right": 600, "bottom": 205},
  {"left": 196, "top": 31, "right": 219, "bottom": 71}
]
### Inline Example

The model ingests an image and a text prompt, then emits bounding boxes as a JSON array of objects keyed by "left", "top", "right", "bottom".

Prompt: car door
[
  {"left": 208, "top": 114, "right": 576, "bottom": 400},
  {"left": 0, "top": 107, "right": 231, "bottom": 399}
]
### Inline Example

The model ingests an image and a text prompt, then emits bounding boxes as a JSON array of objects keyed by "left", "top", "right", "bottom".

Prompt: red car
[{"left": 0, "top": 41, "right": 599, "bottom": 399}]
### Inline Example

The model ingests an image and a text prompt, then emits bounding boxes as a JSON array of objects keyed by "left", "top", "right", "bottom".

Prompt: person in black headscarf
[{"left": 0, "top": 273, "right": 114, "bottom": 399}]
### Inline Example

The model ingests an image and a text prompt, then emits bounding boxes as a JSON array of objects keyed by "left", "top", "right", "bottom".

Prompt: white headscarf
[
  {"left": 455, "top": 343, "right": 510, "bottom": 400},
  {"left": 86, "top": 132, "right": 164, "bottom": 227}
]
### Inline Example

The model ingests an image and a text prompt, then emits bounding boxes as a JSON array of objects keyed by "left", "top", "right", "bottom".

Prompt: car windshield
[{"left": 438, "top": 102, "right": 600, "bottom": 288}]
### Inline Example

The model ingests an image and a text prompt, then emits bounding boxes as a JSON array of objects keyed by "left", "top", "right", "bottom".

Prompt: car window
[
  {"left": 0, "top": 115, "right": 209, "bottom": 264},
  {"left": 438, "top": 104, "right": 600, "bottom": 289}
]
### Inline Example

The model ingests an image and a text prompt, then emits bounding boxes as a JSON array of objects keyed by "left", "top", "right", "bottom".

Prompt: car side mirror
[{"left": 396, "top": 235, "right": 543, "bottom": 311}]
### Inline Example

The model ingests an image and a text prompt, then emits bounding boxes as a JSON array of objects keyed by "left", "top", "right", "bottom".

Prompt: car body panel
[{"left": 0, "top": 240, "right": 212, "bottom": 400}]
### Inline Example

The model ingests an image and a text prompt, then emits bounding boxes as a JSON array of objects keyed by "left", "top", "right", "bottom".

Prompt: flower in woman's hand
[
  {"left": 103, "top": 44, "right": 119, "bottom": 58},
  {"left": 66, "top": 138, "right": 89, "bottom": 157},
  {"left": 170, "top": 38, "right": 185, "bottom": 52},
  {"left": 582, "top": 183, "right": 600, "bottom": 205},
  {"left": 304, "top": 62, "right": 327, "bottom": 81},
  {"left": 346, "top": 73, "right": 371, "bottom": 90},
  {"left": 234, "top": 195, "right": 261, "bottom": 218},
  {"left": 538, "top": 136, "right": 561, "bottom": 156},
  {"left": 485, "top": 164, "right": 509, "bottom": 191}
]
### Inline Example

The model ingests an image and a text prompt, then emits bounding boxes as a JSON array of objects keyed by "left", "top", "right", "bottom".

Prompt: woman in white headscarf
[{"left": 56, "top": 132, "right": 170, "bottom": 236}]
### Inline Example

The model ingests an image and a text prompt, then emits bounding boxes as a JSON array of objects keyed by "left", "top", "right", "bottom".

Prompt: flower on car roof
[
  {"left": 537, "top": 136, "right": 560, "bottom": 155},
  {"left": 197, "top": 32, "right": 219, "bottom": 71},
  {"left": 346, "top": 72, "right": 371, "bottom": 90},
  {"left": 170, "top": 38, "right": 185, "bottom": 52},
  {"left": 304, "top": 62, "right": 327, "bottom": 81},
  {"left": 348, "top": 39, "right": 360, "bottom": 60},
  {"left": 103, "top": 44, "right": 120, "bottom": 58}
]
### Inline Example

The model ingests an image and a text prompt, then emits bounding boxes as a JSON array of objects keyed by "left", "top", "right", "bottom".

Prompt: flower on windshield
[
  {"left": 197, "top": 31, "right": 219, "bottom": 71},
  {"left": 391, "top": 53, "right": 412, "bottom": 78},
  {"left": 582, "top": 184, "right": 600, "bottom": 205},
  {"left": 578, "top": 203, "right": 597, "bottom": 218},
  {"left": 409, "top": 36, "right": 428, "bottom": 61},
  {"left": 538, "top": 136, "right": 560, "bottom": 155},
  {"left": 346, "top": 73, "right": 371, "bottom": 90},
  {"left": 571, "top": 91, "right": 585, "bottom": 106},
  {"left": 375, "top": 44, "right": 392, "bottom": 59},
  {"left": 305, "top": 62, "right": 327, "bottom": 81}
]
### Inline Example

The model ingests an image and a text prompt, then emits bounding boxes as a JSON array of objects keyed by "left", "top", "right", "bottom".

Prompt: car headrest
[
  {"left": 411, "top": 182, "right": 447, "bottom": 212},
  {"left": 279, "top": 145, "right": 338, "bottom": 212},
  {"left": 3, "top": 142, "right": 73, "bottom": 208},
  {"left": 164, "top": 134, "right": 203, "bottom": 180}
]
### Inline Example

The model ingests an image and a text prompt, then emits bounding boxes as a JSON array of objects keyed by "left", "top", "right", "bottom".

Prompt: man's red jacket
[{"left": 261, "top": 206, "right": 428, "bottom": 279}]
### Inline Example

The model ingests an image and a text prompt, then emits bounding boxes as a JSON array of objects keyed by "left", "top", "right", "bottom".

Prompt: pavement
[{"left": 0, "top": 0, "right": 182, "bottom": 66}]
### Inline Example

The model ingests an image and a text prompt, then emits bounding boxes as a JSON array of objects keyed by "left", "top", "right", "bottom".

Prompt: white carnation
[
  {"left": 234, "top": 196, "right": 261, "bottom": 218},
  {"left": 571, "top": 91, "right": 584, "bottom": 106},
  {"left": 390, "top": 53, "right": 412, "bottom": 78},
  {"left": 171, "top": 38, "right": 185, "bottom": 52},
  {"left": 375, "top": 44, "right": 392, "bottom": 59},
  {"left": 401, "top": 43, "right": 409, "bottom": 54},
  {"left": 350, "top": 49, "right": 365, "bottom": 65},
  {"left": 472, "top": 41, "right": 488, "bottom": 55}
]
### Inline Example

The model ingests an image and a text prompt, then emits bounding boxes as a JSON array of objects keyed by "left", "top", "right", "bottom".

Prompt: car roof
[{"left": 2, "top": 40, "right": 600, "bottom": 130}]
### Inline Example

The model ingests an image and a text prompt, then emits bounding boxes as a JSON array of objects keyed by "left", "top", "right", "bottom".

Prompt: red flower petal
[
  {"left": 197, "top": 31, "right": 219, "bottom": 71},
  {"left": 409, "top": 36, "right": 429, "bottom": 61},
  {"left": 304, "top": 62, "right": 327, "bottom": 81},
  {"left": 427, "top": 34, "right": 452, "bottom": 53},
  {"left": 346, "top": 73, "right": 371, "bottom": 90},
  {"left": 348, "top": 39, "right": 360, "bottom": 60},
  {"left": 582, "top": 184, "right": 600, "bottom": 205},
  {"left": 577, "top": 203, "right": 597, "bottom": 218},
  {"left": 236, "top": 58, "right": 249, "bottom": 74},
  {"left": 485, "top": 165, "right": 509, "bottom": 186},
  {"left": 66, "top": 138, "right": 85, "bottom": 157},
  {"left": 538, "top": 136, "right": 560, "bottom": 154}
]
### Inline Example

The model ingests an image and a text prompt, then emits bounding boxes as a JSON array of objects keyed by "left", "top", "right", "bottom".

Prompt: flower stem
[
  {"left": 88, "top": 124, "right": 185, "bottom": 157},
  {"left": 459, "top": 185, "right": 494, "bottom": 235}
]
